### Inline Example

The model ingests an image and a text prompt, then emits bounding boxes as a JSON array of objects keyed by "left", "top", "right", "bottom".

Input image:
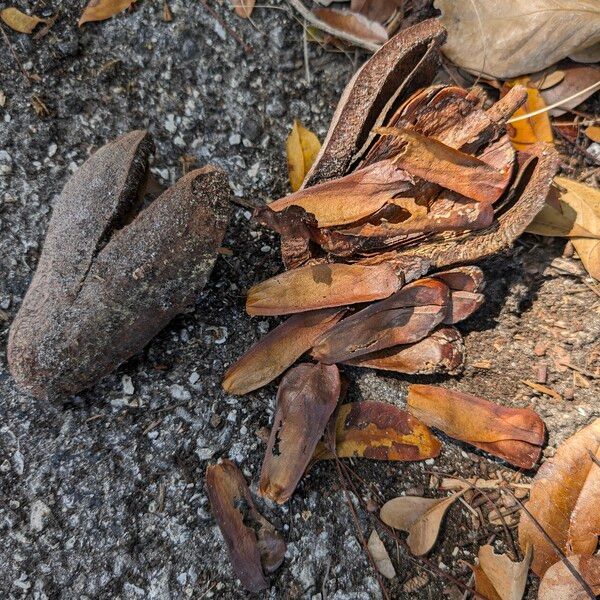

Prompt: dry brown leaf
[
  {"left": 259, "top": 363, "right": 340, "bottom": 504},
  {"left": 0, "top": 7, "right": 46, "bottom": 33},
  {"left": 503, "top": 79, "right": 553, "bottom": 151},
  {"left": 538, "top": 555, "right": 600, "bottom": 600},
  {"left": 380, "top": 492, "right": 463, "bottom": 555},
  {"left": 205, "top": 460, "right": 286, "bottom": 592},
  {"left": 540, "top": 62, "right": 600, "bottom": 116},
  {"left": 368, "top": 530, "right": 396, "bottom": 579},
  {"left": 314, "top": 401, "right": 442, "bottom": 461},
  {"left": 435, "top": 0, "right": 600, "bottom": 79},
  {"left": 519, "top": 418, "right": 600, "bottom": 577},
  {"left": 350, "top": 0, "right": 402, "bottom": 23},
  {"left": 527, "top": 176, "right": 600, "bottom": 279},
  {"left": 313, "top": 7, "right": 388, "bottom": 45},
  {"left": 407, "top": 384, "right": 545, "bottom": 469},
  {"left": 286, "top": 120, "right": 321, "bottom": 192},
  {"left": 342, "top": 326, "right": 464, "bottom": 375},
  {"left": 376, "top": 128, "right": 510, "bottom": 203},
  {"left": 79, "top": 0, "right": 136, "bottom": 26},
  {"left": 246, "top": 262, "right": 400, "bottom": 316},
  {"left": 474, "top": 544, "right": 531, "bottom": 600},
  {"left": 162, "top": 0, "right": 173, "bottom": 21},
  {"left": 229, "top": 0, "right": 255, "bottom": 19},
  {"left": 222, "top": 307, "right": 346, "bottom": 395},
  {"left": 311, "top": 278, "right": 450, "bottom": 363},
  {"left": 585, "top": 125, "right": 600, "bottom": 143}
]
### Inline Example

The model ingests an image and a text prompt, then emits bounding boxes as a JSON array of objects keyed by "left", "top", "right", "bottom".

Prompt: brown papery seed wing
[
  {"left": 406, "top": 384, "right": 545, "bottom": 469},
  {"left": 259, "top": 363, "right": 341, "bottom": 503},
  {"left": 246, "top": 262, "right": 400, "bottom": 316},
  {"left": 222, "top": 307, "right": 346, "bottom": 395}
]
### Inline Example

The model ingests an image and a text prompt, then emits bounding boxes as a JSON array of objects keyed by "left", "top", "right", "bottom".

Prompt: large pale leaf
[
  {"left": 538, "top": 555, "right": 600, "bottom": 600},
  {"left": 222, "top": 308, "right": 345, "bottom": 395},
  {"left": 380, "top": 493, "right": 462, "bottom": 555},
  {"left": 286, "top": 121, "right": 321, "bottom": 192},
  {"left": 435, "top": 0, "right": 600, "bottom": 79},
  {"left": 246, "top": 262, "right": 400, "bottom": 316},
  {"left": 519, "top": 418, "right": 600, "bottom": 576},
  {"left": 314, "top": 401, "right": 442, "bottom": 461},
  {"left": 527, "top": 176, "right": 600, "bottom": 279},
  {"left": 407, "top": 384, "right": 545, "bottom": 469},
  {"left": 259, "top": 363, "right": 340, "bottom": 504}
]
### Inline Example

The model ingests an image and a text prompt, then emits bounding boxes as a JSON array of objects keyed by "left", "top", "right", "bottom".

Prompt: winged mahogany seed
[{"left": 8, "top": 130, "right": 231, "bottom": 399}]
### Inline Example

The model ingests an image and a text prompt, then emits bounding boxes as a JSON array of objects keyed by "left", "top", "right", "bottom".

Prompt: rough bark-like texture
[{"left": 8, "top": 134, "right": 230, "bottom": 398}]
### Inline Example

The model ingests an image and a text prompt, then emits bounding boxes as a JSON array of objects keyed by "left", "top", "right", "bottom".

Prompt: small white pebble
[
  {"left": 260, "top": 245, "right": 271, "bottom": 253},
  {"left": 189, "top": 371, "right": 200, "bottom": 385},
  {"left": 169, "top": 384, "right": 191, "bottom": 401},
  {"left": 228, "top": 133, "right": 241, "bottom": 145},
  {"left": 122, "top": 375, "right": 134, "bottom": 395}
]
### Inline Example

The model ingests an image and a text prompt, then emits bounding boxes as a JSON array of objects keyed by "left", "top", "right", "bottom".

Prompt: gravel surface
[{"left": 1, "top": 2, "right": 599, "bottom": 599}]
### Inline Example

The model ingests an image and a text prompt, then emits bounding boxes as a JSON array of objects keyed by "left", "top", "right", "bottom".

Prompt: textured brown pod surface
[{"left": 8, "top": 130, "right": 231, "bottom": 398}]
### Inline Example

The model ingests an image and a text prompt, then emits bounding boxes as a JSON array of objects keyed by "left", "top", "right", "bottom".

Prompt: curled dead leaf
[
  {"left": 259, "top": 363, "right": 341, "bottom": 504},
  {"left": 286, "top": 120, "right": 321, "bottom": 192},
  {"left": 205, "top": 460, "right": 286, "bottom": 592},
  {"left": 79, "top": 0, "right": 136, "bottom": 26},
  {"left": 519, "top": 418, "right": 600, "bottom": 577},
  {"left": 540, "top": 62, "right": 600, "bottom": 116},
  {"left": 1, "top": 7, "right": 46, "bottom": 33},
  {"left": 473, "top": 544, "right": 531, "bottom": 600},
  {"left": 246, "top": 262, "right": 401, "bottom": 316},
  {"left": 313, "top": 7, "right": 389, "bottom": 45},
  {"left": 222, "top": 307, "right": 346, "bottom": 395},
  {"left": 380, "top": 492, "right": 463, "bottom": 555},
  {"left": 538, "top": 555, "right": 600, "bottom": 600},
  {"left": 407, "top": 384, "right": 545, "bottom": 469},
  {"left": 314, "top": 401, "right": 442, "bottom": 461}
]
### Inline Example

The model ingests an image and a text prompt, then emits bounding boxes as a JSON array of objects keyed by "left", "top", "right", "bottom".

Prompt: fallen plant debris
[
  {"left": 538, "top": 554, "right": 600, "bottom": 599},
  {"left": 286, "top": 120, "right": 321, "bottom": 192},
  {"left": 79, "top": 0, "right": 136, "bottom": 26},
  {"left": 471, "top": 544, "right": 531, "bottom": 600},
  {"left": 259, "top": 362, "right": 341, "bottom": 504},
  {"left": 407, "top": 385, "right": 545, "bottom": 469},
  {"left": 0, "top": 7, "right": 48, "bottom": 34},
  {"left": 229, "top": 0, "right": 255, "bottom": 19},
  {"left": 380, "top": 492, "right": 464, "bottom": 555},
  {"left": 518, "top": 417, "right": 600, "bottom": 577},
  {"left": 527, "top": 176, "right": 600, "bottom": 279},
  {"left": 367, "top": 529, "right": 396, "bottom": 580},
  {"left": 435, "top": 0, "right": 600, "bottom": 79},
  {"left": 8, "top": 131, "right": 231, "bottom": 398},
  {"left": 206, "top": 460, "right": 286, "bottom": 592},
  {"left": 313, "top": 400, "right": 442, "bottom": 461}
]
